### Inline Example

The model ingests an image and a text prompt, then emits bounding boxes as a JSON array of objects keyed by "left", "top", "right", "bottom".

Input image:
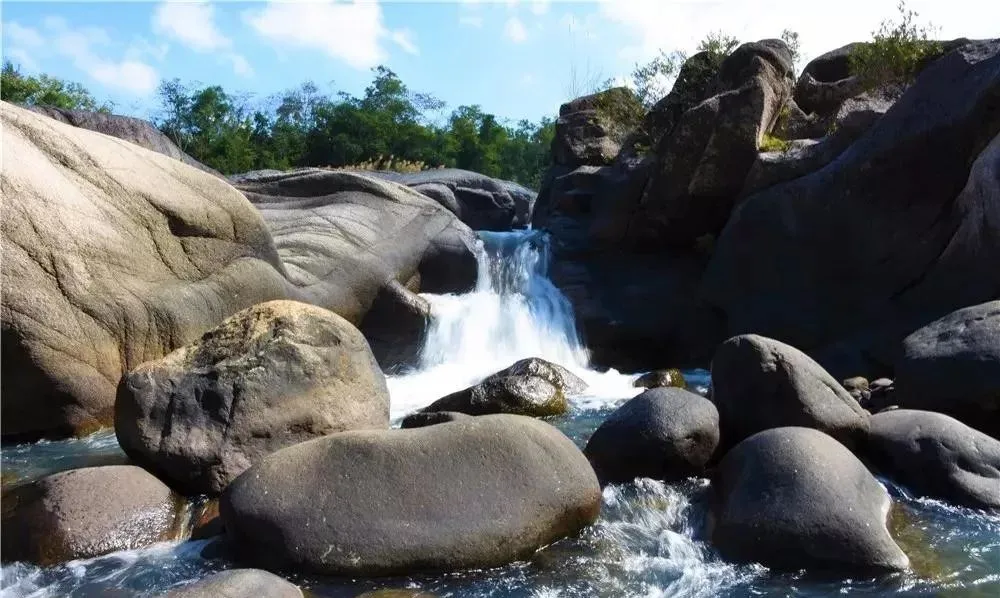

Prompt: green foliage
[
  {"left": 849, "top": 1, "right": 940, "bottom": 89},
  {"left": 759, "top": 134, "right": 791, "bottom": 153},
  {"left": 1, "top": 61, "right": 110, "bottom": 112},
  {"left": 592, "top": 87, "right": 645, "bottom": 144},
  {"left": 630, "top": 50, "right": 687, "bottom": 108},
  {"left": 781, "top": 29, "right": 801, "bottom": 72},
  {"left": 697, "top": 31, "right": 741, "bottom": 61}
]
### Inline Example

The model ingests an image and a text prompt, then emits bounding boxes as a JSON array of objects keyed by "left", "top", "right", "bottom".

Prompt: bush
[
  {"left": 849, "top": 1, "right": 940, "bottom": 89},
  {"left": 759, "top": 134, "right": 791, "bottom": 153}
]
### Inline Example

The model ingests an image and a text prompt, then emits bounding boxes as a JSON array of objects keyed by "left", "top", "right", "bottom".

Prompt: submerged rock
[
  {"left": 421, "top": 358, "right": 586, "bottom": 417},
  {"left": 161, "top": 569, "right": 302, "bottom": 598},
  {"left": 712, "top": 427, "right": 909, "bottom": 572},
  {"left": 633, "top": 369, "right": 687, "bottom": 390},
  {"left": 866, "top": 410, "right": 1000, "bottom": 509},
  {"left": 115, "top": 300, "right": 389, "bottom": 496},
  {"left": 584, "top": 388, "right": 719, "bottom": 485},
  {"left": 1, "top": 465, "right": 181, "bottom": 565},
  {"left": 400, "top": 411, "right": 473, "bottom": 429},
  {"left": 221, "top": 415, "right": 601, "bottom": 576},
  {"left": 710, "top": 335, "right": 869, "bottom": 449}
]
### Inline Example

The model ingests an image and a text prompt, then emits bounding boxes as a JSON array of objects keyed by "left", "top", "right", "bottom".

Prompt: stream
[{"left": 2, "top": 230, "right": 998, "bottom": 597}]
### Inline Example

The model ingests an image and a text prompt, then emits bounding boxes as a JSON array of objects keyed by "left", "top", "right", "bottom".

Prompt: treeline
[{"left": 1, "top": 63, "right": 554, "bottom": 188}]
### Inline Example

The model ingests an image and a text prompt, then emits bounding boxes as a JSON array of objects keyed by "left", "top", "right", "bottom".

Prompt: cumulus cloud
[
  {"left": 152, "top": 1, "right": 252, "bottom": 77},
  {"left": 245, "top": 0, "right": 417, "bottom": 70},
  {"left": 504, "top": 16, "right": 528, "bottom": 43}
]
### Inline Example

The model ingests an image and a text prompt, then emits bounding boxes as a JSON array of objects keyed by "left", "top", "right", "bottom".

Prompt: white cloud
[
  {"left": 529, "top": 0, "right": 550, "bottom": 16},
  {"left": 504, "top": 16, "right": 528, "bottom": 43},
  {"left": 459, "top": 15, "right": 484, "bottom": 28},
  {"left": 152, "top": 1, "right": 252, "bottom": 78},
  {"left": 245, "top": 0, "right": 416, "bottom": 70}
]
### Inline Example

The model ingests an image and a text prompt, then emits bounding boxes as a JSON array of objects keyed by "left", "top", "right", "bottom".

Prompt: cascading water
[{"left": 386, "top": 229, "right": 639, "bottom": 419}]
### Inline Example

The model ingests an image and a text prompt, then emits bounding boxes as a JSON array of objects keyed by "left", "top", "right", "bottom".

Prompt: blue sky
[{"left": 3, "top": 1, "right": 998, "bottom": 124}]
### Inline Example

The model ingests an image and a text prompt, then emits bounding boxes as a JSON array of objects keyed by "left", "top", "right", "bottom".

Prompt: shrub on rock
[
  {"left": 220, "top": 414, "right": 601, "bottom": 576},
  {"left": 115, "top": 300, "right": 389, "bottom": 496}
]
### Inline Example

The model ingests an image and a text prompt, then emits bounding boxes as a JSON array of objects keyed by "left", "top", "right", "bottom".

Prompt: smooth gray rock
[
  {"left": 633, "top": 369, "right": 687, "bottom": 390},
  {"left": 221, "top": 415, "right": 602, "bottom": 576},
  {"left": 162, "top": 569, "right": 302, "bottom": 598},
  {"left": 893, "top": 301, "right": 1000, "bottom": 436},
  {"left": 584, "top": 388, "right": 719, "bottom": 485},
  {"left": 866, "top": 409, "right": 1000, "bottom": 508},
  {"left": 711, "top": 335, "right": 869, "bottom": 449},
  {"left": 1, "top": 465, "right": 180, "bottom": 565},
  {"left": 713, "top": 427, "right": 909, "bottom": 572},
  {"left": 116, "top": 300, "right": 389, "bottom": 496}
]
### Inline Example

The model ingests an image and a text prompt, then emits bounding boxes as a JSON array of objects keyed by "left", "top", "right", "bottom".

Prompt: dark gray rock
[
  {"left": 1, "top": 465, "right": 181, "bottom": 565},
  {"left": 793, "top": 42, "right": 868, "bottom": 116},
  {"left": 584, "top": 388, "right": 719, "bottom": 485},
  {"left": 220, "top": 415, "right": 601, "bottom": 576},
  {"left": 400, "top": 411, "right": 473, "bottom": 429},
  {"left": 115, "top": 300, "right": 389, "bottom": 496},
  {"left": 162, "top": 569, "right": 302, "bottom": 598},
  {"left": 633, "top": 369, "right": 687, "bottom": 390},
  {"left": 893, "top": 301, "right": 1000, "bottom": 436},
  {"left": 866, "top": 409, "right": 1000, "bottom": 509},
  {"left": 702, "top": 41, "right": 1000, "bottom": 380},
  {"left": 711, "top": 335, "right": 869, "bottom": 449},
  {"left": 359, "top": 279, "right": 429, "bottom": 371},
  {"left": 552, "top": 87, "right": 643, "bottom": 168},
  {"left": 713, "top": 427, "right": 909, "bottom": 572}
]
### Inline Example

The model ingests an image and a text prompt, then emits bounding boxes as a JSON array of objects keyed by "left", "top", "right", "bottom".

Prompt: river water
[{"left": 2, "top": 230, "right": 998, "bottom": 597}]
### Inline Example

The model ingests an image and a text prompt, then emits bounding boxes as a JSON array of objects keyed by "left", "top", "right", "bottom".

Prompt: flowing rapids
[{"left": 2, "top": 230, "right": 998, "bottom": 597}]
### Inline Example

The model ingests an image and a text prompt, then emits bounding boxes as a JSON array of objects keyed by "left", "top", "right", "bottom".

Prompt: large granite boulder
[
  {"left": 365, "top": 168, "right": 535, "bottom": 230},
  {"left": 221, "top": 415, "right": 601, "bottom": 576},
  {"left": 892, "top": 301, "right": 1000, "bottom": 435},
  {"left": 629, "top": 39, "right": 795, "bottom": 248},
  {"left": 702, "top": 40, "right": 1000, "bottom": 379},
  {"left": 584, "top": 387, "right": 719, "bottom": 485},
  {"left": 26, "top": 105, "right": 219, "bottom": 176},
  {"left": 866, "top": 410, "right": 1000, "bottom": 509},
  {"left": 713, "top": 427, "right": 909, "bottom": 572},
  {"left": 161, "top": 569, "right": 302, "bottom": 598},
  {"left": 793, "top": 42, "right": 868, "bottom": 116},
  {"left": 115, "top": 300, "right": 389, "bottom": 496},
  {"left": 711, "top": 335, "right": 869, "bottom": 449},
  {"left": 1, "top": 465, "right": 181, "bottom": 565},
  {"left": 551, "top": 87, "right": 643, "bottom": 168},
  {"left": 1, "top": 102, "right": 291, "bottom": 441}
]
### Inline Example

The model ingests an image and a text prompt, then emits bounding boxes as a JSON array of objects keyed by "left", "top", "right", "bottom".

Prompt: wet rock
[
  {"left": 711, "top": 335, "right": 869, "bottom": 449},
  {"left": 221, "top": 415, "right": 601, "bottom": 576},
  {"left": 893, "top": 301, "right": 1000, "bottom": 436},
  {"left": 1, "top": 465, "right": 181, "bottom": 565},
  {"left": 355, "top": 591, "right": 437, "bottom": 598},
  {"left": 633, "top": 369, "right": 687, "bottom": 390},
  {"left": 713, "top": 427, "right": 909, "bottom": 572},
  {"left": 584, "top": 388, "right": 719, "bottom": 485},
  {"left": 400, "top": 411, "right": 473, "bottom": 429},
  {"left": 421, "top": 358, "right": 585, "bottom": 417},
  {"left": 116, "top": 300, "right": 389, "bottom": 496},
  {"left": 161, "top": 569, "right": 301, "bottom": 598},
  {"left": 843, "top": 376, "right": 871, "bottom": 404},
  {"left": 359, "top": 279, "right": 430, "bottom": 372},
  {"left": 866, "top": 409, "right": 1000, "bottom": 509}
]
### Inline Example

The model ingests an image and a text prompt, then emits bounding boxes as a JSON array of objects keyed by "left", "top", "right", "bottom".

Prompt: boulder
[
  {"left": 420, "top": 358, "right": 585, "bottom": 417},
  {"left": 793, "top": 42, "right": 868, "bottom": 116},
  {"left": 0, "top": 102, "right": 291, "bottom": 441},
  {"left": 400, "top": 411, "right": 473, "bottom": 429},
  {"left": 162, "top": 569, "right": 301, "bottom": 598},
  {"left": 365, "top": 168, "right": 535, "bottom": 230},
  {"left": 893, "top": 301, "right": 1000, "bottom": 435},
  {"left": 866, "top": 410, "right": 1000, "bottom": 509},
  {"left": 552, "top": 87, "right": 643, "bottom": 168},
  {"left": 713, "top": 427, "right": 909, "bottom": 572},
  {"left": 1, "top": 465, "right": 181, "bottom": 565},
  {"left": 26, "top": 105, "right": 219, "bottom": 176},
  {"left": 359, "top": 279, "right": 430, "bottom": 371},
  {"left": 633, "top": 369, "right": 687, "bottom": 390},
  {"left": 115, "top": 300, "right": 389, "bottom": 496},
  {"left": 710, "top": 335, "right": 869, "bottom": 449},
  {"left": 220, "top": 415, "right": 601, "bottom": 576},
  {"left": 702, "top": 41, "right": 1000, "bottom": 379},
  {"left": 584, "top": 388, "right": 719, "bottom": 485},
  {"left": 630, "top": 39, "right": 795, "bottom": 248}
]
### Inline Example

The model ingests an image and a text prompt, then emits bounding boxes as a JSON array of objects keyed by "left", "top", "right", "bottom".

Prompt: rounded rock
[{"left": 161, "top": 569, "right": 301, "bottom": 598}]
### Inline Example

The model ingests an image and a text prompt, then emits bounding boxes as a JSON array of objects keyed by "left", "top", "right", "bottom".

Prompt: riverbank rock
[
  {"left": 116, "top": 300, "right": 388, "bottom": 496},
  {"left": 365, "top": 169, "right": 535, "bottom": 230},
  {"left": 221, "top": 415, "right": 601, "bottom": 576},
  {"left": 711, "top": 335, "right": 869, "bottom": 449},
  {"left": 1, "top": 465, "right": 181, "bottom": 565},
  {"left": 584, "top": 388, "right": 719, "bottom": 485},
  {"left": 400, "top": 411, "right": 472, "bottom": 429},
  {"left": 633, "top": 369, "right": 687, "bottom": 390},
  {"left": 702, "top": 40, "right": 1000, "bottom": 378},
  {"left": 1, "top": 101, "right": 291, "bottom": 441},
  {"left": 421, "top": 358, "right": 585, "bottom": 417},
  {"left": 162, "top": 569, "right": 302, "bottom": 598},
  {"left": 359, "top": 279, "right": 430, "bottom": 371},
  {"left": 712, "top": 427, "right": 908, "bottom": 572},
  {"left": 866, "top": 410, "right": 1000, "bottom": 509},
  {"left": 893, "top": 301, "right": 1000, "bottom": 436}
]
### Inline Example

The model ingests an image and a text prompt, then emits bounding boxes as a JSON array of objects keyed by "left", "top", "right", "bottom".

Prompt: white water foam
[{"left": 387, "top": 230, "right": 640, "bottom": 420}]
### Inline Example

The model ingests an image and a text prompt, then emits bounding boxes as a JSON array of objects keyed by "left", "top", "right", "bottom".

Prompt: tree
[
  {"left": 1, "top": 61, "right": 110, "bottom": 112},
  {"left": 631, "top": 50, "right": 687, "bottom": 108},
  {"left": 781, "top": 29, "right": 801, "bottom": 73},
  {"left": 697, "top": 31, "right": 741, "bottom": 59},
  {"left": 849, "top": 1, "right": 940, "bottom": 89}
]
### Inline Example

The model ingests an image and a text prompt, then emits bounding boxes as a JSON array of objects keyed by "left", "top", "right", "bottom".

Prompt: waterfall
[{"left": 387, "top": 229, "right": 638, "bottom": 420}]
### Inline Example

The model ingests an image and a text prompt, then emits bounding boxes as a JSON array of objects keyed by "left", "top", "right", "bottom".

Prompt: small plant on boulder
[{"left": 849, "top": 1, "right": 941, "bottom": 89}]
